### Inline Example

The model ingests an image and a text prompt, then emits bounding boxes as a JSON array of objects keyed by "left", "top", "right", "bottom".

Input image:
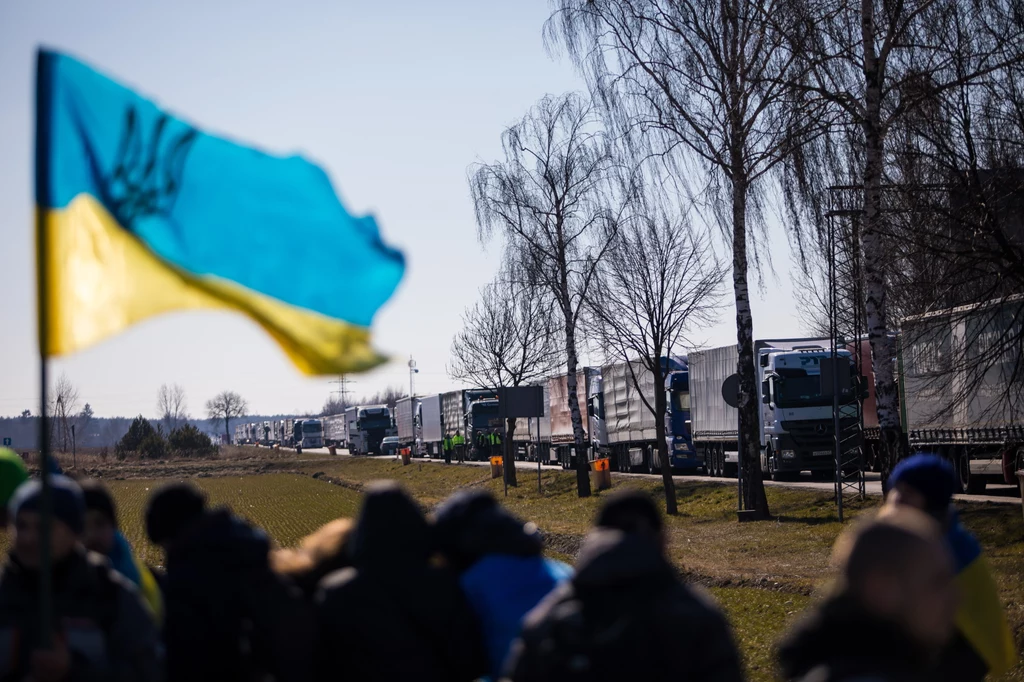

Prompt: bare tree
[
  {"left": 449, "top": 261, "right": 561, "bottom": 486},
  {"left": 157, "top": 383, "right": 188, "bottom": 432},
  {"left": 547, "top": 0, "right": 816, "bottom": 515},
  {"left": 356, "top": 387, "right": 408, "bottom": 411},
  {"left": 777, "top": 0, "right": 1024, "bottom": 481},
  {"left": 205, "top": 391, "right": 249, "bottom": 445},
  {"left": 589, "top": 210, "right": 724, "bottom": 513},
  {"left": 50, "top": 372, "right": 80, "bottom": 453},
  {"left": 470, "top": 93, "right": 623, "bottom": 498}
]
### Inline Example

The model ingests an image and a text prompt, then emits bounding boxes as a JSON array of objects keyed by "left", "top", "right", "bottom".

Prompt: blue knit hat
[
  {"left": 9, "top": 475, "right": 86, "bottom": 535},
  {"left": 888, "top": 454, "right": 957, "bottom": 517}
]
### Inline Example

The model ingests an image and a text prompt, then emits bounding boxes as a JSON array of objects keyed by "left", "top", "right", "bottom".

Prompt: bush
[
  {"left": 168, "top": 424, "right": 217, "bottom": 458},
  {"left": 139, "top": 431, "right": 168, "bottom": 460},
  {"left": 116, "top": 415, "right": 158, "bottom": 459}
]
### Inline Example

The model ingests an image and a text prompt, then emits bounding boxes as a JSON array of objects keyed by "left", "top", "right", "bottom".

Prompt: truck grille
[{"left": 780, "top": 420, "right": 858, "bottom": 448}]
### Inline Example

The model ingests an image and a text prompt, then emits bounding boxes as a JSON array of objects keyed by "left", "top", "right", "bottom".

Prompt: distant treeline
[{"left": 0, "top": 414, "right": 298, "bottom": 451}]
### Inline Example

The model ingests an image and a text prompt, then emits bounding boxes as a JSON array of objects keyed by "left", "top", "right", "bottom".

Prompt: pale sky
[{"left": 0, "top": 0, "right": 803, "bottom": 419}]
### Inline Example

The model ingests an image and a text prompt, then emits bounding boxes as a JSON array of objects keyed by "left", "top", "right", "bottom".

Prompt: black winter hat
[
  {"left": 595, "top": 489, "right": 663, "bottom": 535},
  {"left": 146, "top": 483, "right": 207, "bottom": 545},
  {"left": 9, "top": 475, "right": 86, "bottom": 535},
  {"left": 433, "top": 489, "right": 542, "bottom": 571}
]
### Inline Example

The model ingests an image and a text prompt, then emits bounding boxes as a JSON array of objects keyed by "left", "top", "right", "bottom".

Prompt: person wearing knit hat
[
  {"left": 0, "top": 476, "right": 161, "bottom": 681},
  {"left": 884, "top": 453, "right": 1016, "bottom": 681},
  {"left": 0, "top": 448, "right": 28, "bottom": 526},
  {"left": 80, "top": 479, "right": 164, "bottom": 625}
]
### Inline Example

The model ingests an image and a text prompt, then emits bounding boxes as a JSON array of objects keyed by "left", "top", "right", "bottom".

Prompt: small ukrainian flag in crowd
[{"left": 35, "top": 49, "right": 404, "bottom": 374}]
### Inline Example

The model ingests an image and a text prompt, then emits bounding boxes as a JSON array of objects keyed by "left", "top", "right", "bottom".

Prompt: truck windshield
[
  {"left": 472, "top": 402, "right": 500, "bottom": 429},
  {"left": 359, "top": 412, "right": 391, "bottom": 429},
  {"left": 302, "top": 422, "right": 322, "bottom": 434}
]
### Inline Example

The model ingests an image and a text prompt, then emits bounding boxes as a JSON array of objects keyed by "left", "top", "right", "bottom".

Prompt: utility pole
[
  {"left": 329, "top": 375, "right": 353, "bottom": 412},
  {"left": 408, "top": 356, "right": 419, "bottom": 397}
]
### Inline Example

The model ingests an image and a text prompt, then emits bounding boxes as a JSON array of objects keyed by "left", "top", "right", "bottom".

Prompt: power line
[{"left": 329, "top": 375, "right": 354, "bottom": 405}]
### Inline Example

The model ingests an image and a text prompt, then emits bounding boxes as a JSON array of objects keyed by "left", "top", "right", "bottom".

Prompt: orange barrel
[{"left": 592, "top": 457, "right": 612, "bottom": 491}]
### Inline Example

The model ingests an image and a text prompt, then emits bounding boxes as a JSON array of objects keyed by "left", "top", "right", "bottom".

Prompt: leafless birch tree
[
  {"left": 449, "top": 263, "right": 561, "bottom": 485},
  {"left": 470, "top": 93, "right": 621, "bottom": 497},
  {"left": 588, "top": 211, "right": 724, "bottom": 513},
  {"left": 547, "top": 0, "right": 815, "bottom": 516}
]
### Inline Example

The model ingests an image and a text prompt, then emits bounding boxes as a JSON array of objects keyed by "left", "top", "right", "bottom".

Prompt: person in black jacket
[
  {"left": 314, "top": 481, "right": 486, "bottom": 682},
  {"left": 146, "top": 482, "right": 313, "bottom": 682},
  {"left": 505, "top": 490, "right": 743, "bottom": 682},
  {"left": 777, "top": 508, "right": 958, "bottom": 682},
  {"left": 0, "top": 475, "right": 162, "bottom": 682}
]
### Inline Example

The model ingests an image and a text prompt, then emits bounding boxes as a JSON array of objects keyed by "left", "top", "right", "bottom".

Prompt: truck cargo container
[
  {"left": 395, "top": 397, "right": 422, "bottom": 456},
  {"left": 602, "top": 358, "right": 699, "bottom": 473},
  {"left": 421, "top": 395, "right": 444, "bottom": 457},
  {"left": 323, "top": 414, "right": 348, "bottom": 448},
  {"left": 689, "top": 339, "right": 860, "bottom": 480},
  {"left": 548, "top": 368, "right": 606, "bottom": 469},
  {"left": 895, "top": 297, "right": 1024, "bottom": 493}
]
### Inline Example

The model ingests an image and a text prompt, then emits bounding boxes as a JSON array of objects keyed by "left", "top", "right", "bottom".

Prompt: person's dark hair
[
  {"left": 146, "top": 483, "right": 207, "bottom": 546},
  {"left": 595, "top": 490, "right": 663, "bottom": 535},
  {"left": 80, "top": 479, "right": 118, "bottom": 529}
]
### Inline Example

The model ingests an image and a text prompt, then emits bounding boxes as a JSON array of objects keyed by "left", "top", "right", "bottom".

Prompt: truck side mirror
[{"left": 762, "top": 393, "right": 771, "bottom": 404}]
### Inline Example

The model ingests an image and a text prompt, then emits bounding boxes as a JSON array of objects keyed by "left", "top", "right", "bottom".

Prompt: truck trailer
[
  {"left": 548, "top": 368, "right": 607, "bottom": 470},
  {"left": 895, "top": 297, "right": 1024, "bottom": 493},
  {"left": 420, "top": 395, "right": 444, "bottom": 457},
  {"left": 323, "top": 414, "right": 348, "bottom": 449},
  {"left": 395, "top": 397, "right": 422, "bottom": 456},
  {"left": 602, "top": 358, "right": 699, "bottom": 474},
  {"left": 689, "top": 339, "right": 860, "bottom": 480}
]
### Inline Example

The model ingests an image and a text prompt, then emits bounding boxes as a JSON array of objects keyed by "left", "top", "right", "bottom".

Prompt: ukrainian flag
[
  {"left": 947, "top": 514, "right": 1017, "bottom": 676},
  {"left": 35, "top": 49, "right": 404, "bottom": 374}
]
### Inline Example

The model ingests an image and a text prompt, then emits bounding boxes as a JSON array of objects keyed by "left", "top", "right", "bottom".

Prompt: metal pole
[
  {"left": 35, "top": 48, "right": 55, "bottom": 649},
  {"left": 536, "top": 417, "right": 542, "bottom": 495},
  {"left": 72, "top": 424, "right": 76, "bottom": 469}
]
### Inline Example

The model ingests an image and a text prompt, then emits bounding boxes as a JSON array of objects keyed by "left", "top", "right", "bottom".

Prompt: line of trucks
[
  {"left": 237, "top": 297, "right": 1022, "bottom": 494},
  {"left": 235, "top": 418, "right": 325, "bottom": 450}
]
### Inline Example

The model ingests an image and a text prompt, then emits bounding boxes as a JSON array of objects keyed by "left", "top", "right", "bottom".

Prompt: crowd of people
[{"left": 0, "top": 447, "right": 1015, "bottom": 682}]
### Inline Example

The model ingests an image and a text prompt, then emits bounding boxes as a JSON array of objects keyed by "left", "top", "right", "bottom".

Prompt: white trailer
[
  {"left": 421, "top": 395, "right": 444, "bottom": 458},
  {"left": 395, "top": 397, "right": 422, "bottom": 455},
  {"left": 323, "top": 414, "right": 348, "bottom": 449}
]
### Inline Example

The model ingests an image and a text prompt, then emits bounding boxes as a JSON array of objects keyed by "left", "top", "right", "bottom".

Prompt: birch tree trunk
[
  {"left": 653, "top": 363, "right": 678, "bottom": 515},
  {"left": 860, "top": 0, "right": 903, "bottom": 486},
  {"left": 732, "top": 171, "right": 770, "bottom": 517},
  {"left": 564, "top": 312, "right": 592, "bottom": 497}
]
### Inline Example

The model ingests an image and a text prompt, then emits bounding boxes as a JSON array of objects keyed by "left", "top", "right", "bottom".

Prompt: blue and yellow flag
[{"left": 35, "top": 49, "right": 404, "bottom": 374}]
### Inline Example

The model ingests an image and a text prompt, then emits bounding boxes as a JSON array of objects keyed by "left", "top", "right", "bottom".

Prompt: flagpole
[{"left": 34, "top": 48, "right": 54, "bottom": 649}]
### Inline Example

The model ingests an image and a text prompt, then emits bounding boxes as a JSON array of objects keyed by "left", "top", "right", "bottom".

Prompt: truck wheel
[{"left": 960, "top": 447, "right": 987, "bottom": 494}]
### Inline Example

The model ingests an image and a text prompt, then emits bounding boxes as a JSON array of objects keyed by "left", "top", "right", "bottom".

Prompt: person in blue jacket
[{"left": 433, "top": 489, "right": 572, "bottom": 680}]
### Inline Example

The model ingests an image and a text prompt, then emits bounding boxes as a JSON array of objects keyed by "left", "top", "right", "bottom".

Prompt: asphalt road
[{"left": 295, "top": 447, "right": 1021, "bottom": 505}]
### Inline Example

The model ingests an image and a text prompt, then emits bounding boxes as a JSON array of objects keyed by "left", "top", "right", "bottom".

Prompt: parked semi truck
[
  {"left": 689, "top": 339, "right": 860, "bottom": 480},
  {"left": 884, "top": 297, "right": 1024, "bottom": 493},
  {"left": 441, "top": 389, "right": 500, "bottom": 460},
  {"left": 602, "top": 358, "right": 700, "bottom": 473},
  {"left": 297, "top": 418, "right": 324, "bottom": 449},
  {"left": 322, "top": 414, "right": 348, "bottom": 449},
  {"left": 549, "top": 368, "right": 607, "bottom": 469},
  {"left": 395, "top": 397, "right": 422, "bottom": 456},
  {"left": 345, "top": 405, "right": 391, "bottom": 455}
]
